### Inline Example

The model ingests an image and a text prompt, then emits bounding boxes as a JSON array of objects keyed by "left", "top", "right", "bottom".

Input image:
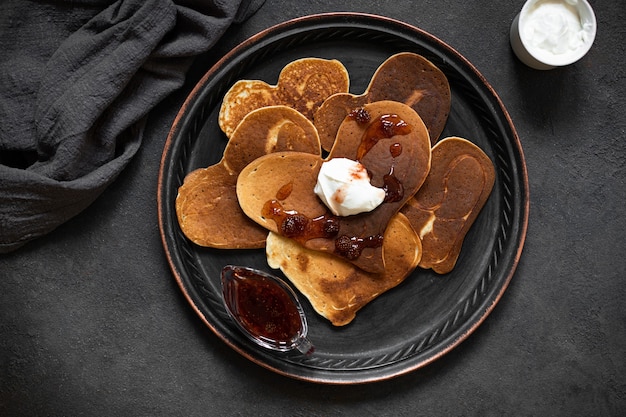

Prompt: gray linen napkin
[{"left": 0, "top": 0, "right": 265, "bottom": 253}]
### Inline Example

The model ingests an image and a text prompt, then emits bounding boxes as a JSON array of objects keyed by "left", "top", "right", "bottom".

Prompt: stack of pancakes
[{"left": 176, "top": 54, "right": 495, "bottom": 326}]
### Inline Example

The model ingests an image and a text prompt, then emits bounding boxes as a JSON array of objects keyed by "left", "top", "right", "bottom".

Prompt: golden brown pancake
[
  {"left": 401, "top": 137, "right": 495, "bottom": 274},
  {"left": 266, "top": 213, "right": 421, "bottom": 326},
  {"left": 176, "top": 106, "right": 321, "bottom": 249},
  {"left": 218, "top": 58, "right": 350, "bottom": 138},
  {"left": 314, "top": 52, "right": 450, "bottom": 151},
  {"left": 236, "top": 100, "right": 431, "bottom": 273}
]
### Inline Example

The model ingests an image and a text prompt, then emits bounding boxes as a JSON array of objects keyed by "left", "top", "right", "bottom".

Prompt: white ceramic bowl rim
[{"left": 518, "top": 0, "right": 597, "bottom": 66}]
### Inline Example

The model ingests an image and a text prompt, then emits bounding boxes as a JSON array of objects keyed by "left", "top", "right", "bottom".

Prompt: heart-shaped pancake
[
  {"left": 401, "top": 137, "right": 495, "bottom": 273},
  {"left": 237, "top": 100, "right": 431, "bottom": 273},
  {"left": 314, "top": 52, "right": 450, "bottom": 151},
  {"left": 176, "top": 106, "right": 321, "bottom": 249},
  {"left": 266, "top": 212, "right": 422, "bottom": 326},
  {"left": 218, "top": 58, "right": 350, "bottom": 138}
]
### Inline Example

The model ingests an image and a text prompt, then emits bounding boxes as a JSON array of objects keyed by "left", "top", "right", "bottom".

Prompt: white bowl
[{"left": 510, "top": 0, "right": 597, "bottom": 70}]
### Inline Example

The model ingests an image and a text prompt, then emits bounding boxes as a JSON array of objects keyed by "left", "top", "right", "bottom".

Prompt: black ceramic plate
[{"left": 158, "top": 13, "right": 529, "bottom": 384}]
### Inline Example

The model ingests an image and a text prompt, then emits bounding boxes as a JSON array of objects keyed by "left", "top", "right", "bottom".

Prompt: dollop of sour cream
[
  {"left": 522, "top": 0, "right": 593, "bottom": 60},
  {"left": 314, "top": 158, "right": 385, "bottom": 216}
]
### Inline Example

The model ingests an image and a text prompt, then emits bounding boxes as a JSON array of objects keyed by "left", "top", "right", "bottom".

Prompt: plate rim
[{"left": 157, "top": 12, "right": 530, "bottom": 385}]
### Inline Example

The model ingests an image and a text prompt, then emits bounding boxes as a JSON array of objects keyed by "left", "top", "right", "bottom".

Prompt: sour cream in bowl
[{"left": 510, "top": 0, "right": 597, "bottom": 70}]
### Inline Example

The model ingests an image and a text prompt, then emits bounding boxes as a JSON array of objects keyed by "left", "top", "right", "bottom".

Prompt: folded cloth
[{"left": 0, "top": 0, "right": 265, "bottom": 253}]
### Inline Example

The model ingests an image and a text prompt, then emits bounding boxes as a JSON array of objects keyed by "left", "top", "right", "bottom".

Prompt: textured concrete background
[{"left": 2, "top": 1, "right": 625, "bottom": 415}]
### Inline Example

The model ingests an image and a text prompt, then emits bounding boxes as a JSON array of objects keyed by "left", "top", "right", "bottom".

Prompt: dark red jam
[
  {"left": 262, "top": 200, "right": 340, "bottom": 243},
  {"left": 383, "top": 166, "right": 404, "bottom": 203},
  {"left": 334, "top": 234, "right": 384, "bottom": 260},
  {"left": 222, "top": 266, "right": 302, "bottom": 344},
  {"left": 348, "top": 107, "right": 371, "bottom": 124},
  {"left": 356, "top": 114, "right": 411, "bottom": 161},
  {"left": 389, "top": 142, "right": 403, "bottom": 158}
]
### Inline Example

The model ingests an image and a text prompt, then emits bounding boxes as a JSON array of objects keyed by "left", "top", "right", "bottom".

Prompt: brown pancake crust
[
  {"left": 237, "top": 100, "right": 431, "bottom": 273},
  {"left": 176, "top": 106, "right": 321, "bottom": 249},
  {"left": 218, "top": 58, "right": 350, "bottom": 138},
  {"left": 401, "top": 137, "right": 495, "bottom": 274},
  {"left": 266, "top": 213, "right": 421, "bottom": 326},
  {"left": 314, "top": 52, "right": 450, "bottom": 151}
]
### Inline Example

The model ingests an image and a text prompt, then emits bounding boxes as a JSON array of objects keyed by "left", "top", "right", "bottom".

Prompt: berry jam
[{"left": 221, "top": 265, "right": 313, "bottom": 354}]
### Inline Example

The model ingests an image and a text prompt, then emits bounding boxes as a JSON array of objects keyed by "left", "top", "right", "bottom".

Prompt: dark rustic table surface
[{"left": 2, "top": 1, "right": 625, "bottom": 415}]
